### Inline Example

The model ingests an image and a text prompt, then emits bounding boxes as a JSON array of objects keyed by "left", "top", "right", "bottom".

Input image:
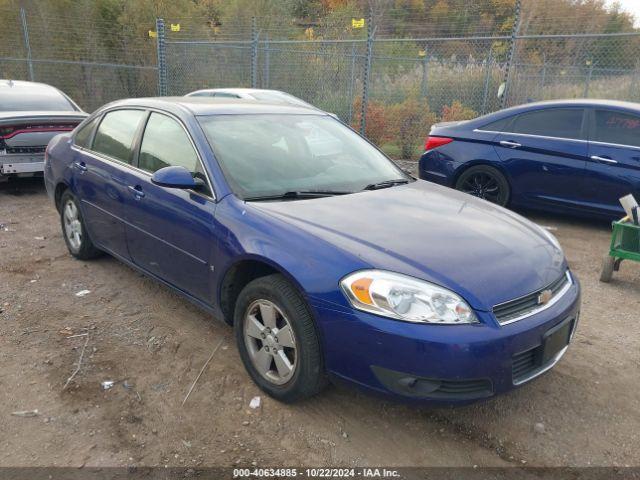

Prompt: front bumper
[{"left": 312, "top": 273, "right": 581, "bottom": 404}]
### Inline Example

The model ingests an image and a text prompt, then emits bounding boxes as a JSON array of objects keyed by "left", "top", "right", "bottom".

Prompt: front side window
[
  {"left": 511, "top": 108, "right": 584, "bottom": 139},
  {"left": 138, "top": 113, "right": 211, "bottom": 194},
  {"left": 197, "top": 114, "right": 409, "bottom": 199},
  {"left": 92, "top": 109, "right": 146, "bottom": 164},
  {"left": 592, "top": 109, "right": 640, "bottom": 147}
]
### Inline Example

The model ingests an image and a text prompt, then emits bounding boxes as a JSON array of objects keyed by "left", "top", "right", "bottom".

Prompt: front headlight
[{"left": 340, "top": 270, "right": 477, "bottom": 324}]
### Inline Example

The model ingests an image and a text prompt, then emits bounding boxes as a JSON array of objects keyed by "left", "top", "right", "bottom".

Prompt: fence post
[
  {"left": 347, "top": 42, "right": 357, "bottom": 124},
  {"left": 500, "top": 0, "right": 521, "bottom": 109},
  {"left": 263, "top": 34, "right": 270, "bottom": 88},
  {"left": 20, "top": 7, "right": 34, "bottom": 81},
  {"left": 250, "top": 17, "right": 259, "bottom": 88},
  {"left": 583, "top": 62, "right": 594, "bottom": 97},
  {"left": 420, "top": 53, "right": 429, "bottom": 98},
  {"left": 156, "top": 18, "right": 167, "bottom": 96},
  {"left": 359, "top": 15, "right": 375, "bottom": 136},
  {"left": 481, "top": 48, "right": 494, "bottom": 115}
]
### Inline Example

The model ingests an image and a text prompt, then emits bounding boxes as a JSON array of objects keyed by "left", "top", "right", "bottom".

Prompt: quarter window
[
  {"left": 511, "top": 108, "right": 584, "bottom": 139},
  {"left": 74, "top": 116, "right": 99, "bottom": 148},
  {"left": 479, "top": 117, "right": 511, "bottom": 132},
  {"left": 92, "top": 110, "right": 146, "bottom": 164},
  {"left": 592, "top": 110, "right": 640, "bottom": 147},
  {"left": 138, "top": 112, "right": 211, "bottom": 195}
]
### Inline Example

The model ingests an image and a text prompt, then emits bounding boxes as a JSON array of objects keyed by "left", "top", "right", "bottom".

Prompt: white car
[{"left": 185, "top": 88, "right": 316, "bottom": 109}]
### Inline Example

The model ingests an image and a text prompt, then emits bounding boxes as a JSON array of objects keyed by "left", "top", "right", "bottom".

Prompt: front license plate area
[{"left": 542, "top": 318, "right": 573, "bottom": 364}]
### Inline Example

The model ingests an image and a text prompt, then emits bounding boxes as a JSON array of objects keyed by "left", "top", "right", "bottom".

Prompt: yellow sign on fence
[
  {"left": 352, "top": 18, "right": 365, "bottom": 29},
  {"left": 171, "top": 23, "right": 181, "bottom": 32},
  {"left": 148, "top": 30, "right": 157, "bottom": 38}
]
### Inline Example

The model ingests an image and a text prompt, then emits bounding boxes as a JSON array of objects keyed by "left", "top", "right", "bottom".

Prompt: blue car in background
[
  {"left": 420, "top": 99, "right": 640, "bottom": 218},
  {"left": 45, "top": 97, "right": 580, "bottom": 404}
]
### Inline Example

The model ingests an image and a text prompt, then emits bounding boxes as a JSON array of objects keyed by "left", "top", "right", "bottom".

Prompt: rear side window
[
  {"left": 92, "top": 110, "right": 146, "bottom": 164},
  {"left": 138, "top": 113, "right": 211, "bottom": 195},
  {"left": 74, "top": 117, "right": 99, "bottom": 148},
  {"left": 189, "top": 92, "right": 214, "bottom": 97},
  {"left": 511, "top": 108, "right": 584, "bottom": 139},
  {"left": 592, "top": 110, "right": 640, "bottom": 147}
]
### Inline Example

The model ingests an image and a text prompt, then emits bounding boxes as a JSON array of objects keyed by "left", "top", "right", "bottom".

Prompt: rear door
[
  {"left": 120, "top": 111, "right": 217, "bottom": 302},
  {"left": 585, "top": 108, "right": 640, "bottom": 216},
  {"left": 493, "top": 107, "right": 590, "bottom": 208},
  {"left": 72, "top": 109, "right": 146, "bottom": 259}
]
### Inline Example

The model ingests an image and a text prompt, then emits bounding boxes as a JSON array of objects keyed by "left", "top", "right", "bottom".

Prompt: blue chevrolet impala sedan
[
  {"left": 420, "top": 99, "right": 640, "bottom": 218},
  {"left": 45, "top": 97, "right": 581, "bottom": 404}
]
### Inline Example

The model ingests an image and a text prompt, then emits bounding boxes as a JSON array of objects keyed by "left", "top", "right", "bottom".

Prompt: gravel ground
[{"left": 0, "top": 173, "right": 639, "bottom": 468}]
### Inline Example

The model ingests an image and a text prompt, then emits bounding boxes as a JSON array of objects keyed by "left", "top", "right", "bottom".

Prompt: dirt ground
[{"left": 1, "top": 174, "right": 639, "bottom": 469}]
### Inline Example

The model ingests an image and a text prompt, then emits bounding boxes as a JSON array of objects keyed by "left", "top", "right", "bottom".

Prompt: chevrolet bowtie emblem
[{"left": 538, "top": 289, "right": 553, "bottom": 305}]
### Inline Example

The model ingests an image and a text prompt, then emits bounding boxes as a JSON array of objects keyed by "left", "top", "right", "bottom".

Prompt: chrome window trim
[
  {"left": 588, "top": 139, "right": 640, "bottom": 151},
  {"left": 494, "top": 271, "right": 573, "bottom": 326},
  {"left": 473, "top": 129, "right": 587, "bottom": 144},
  {"left": 72, "top": 107, "right": 216, "bottom": 201},
  {"left": 475, "top": 130, "right": 640, "bottom": 151}
]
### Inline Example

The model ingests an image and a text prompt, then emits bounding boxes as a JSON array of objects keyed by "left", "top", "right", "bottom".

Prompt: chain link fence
[{"left": 2, "top": 2, "right": 640, "bottom": 158}]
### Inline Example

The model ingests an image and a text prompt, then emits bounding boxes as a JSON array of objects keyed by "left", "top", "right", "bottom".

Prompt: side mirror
[{"left": 151, "top": 166, "right": 200, "bottom": 189}]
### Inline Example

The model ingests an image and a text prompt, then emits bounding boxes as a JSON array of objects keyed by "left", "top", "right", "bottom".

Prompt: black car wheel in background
[{"left": 455, "top": 165, "right": 510, "bottom": 206}]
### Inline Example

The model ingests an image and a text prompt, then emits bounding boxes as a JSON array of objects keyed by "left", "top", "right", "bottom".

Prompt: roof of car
[
  {"left": 0, "top": 79, "right": 63, "bottom": 92},
  {"left": 492, "top": 98, "right": 640, "bottom": 116},
  {"left": 104, "top": 96, "right": 326, "bottom": 116},
  {"left": 188, "top": 88, "right": 283, "bottom": 94}
]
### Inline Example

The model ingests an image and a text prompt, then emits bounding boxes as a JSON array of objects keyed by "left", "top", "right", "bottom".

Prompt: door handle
[
  {"left": 128, "top": 185, "right": 145, "bottom": 198},
  {"left": 590, "top": 155, "right": 618, "bottom": 164},
  {"left": 73, "top": 161, "right": 87, "bottom": 172},
  {"left": 499, "top": 140, "right": 521, "bottom": 148}
]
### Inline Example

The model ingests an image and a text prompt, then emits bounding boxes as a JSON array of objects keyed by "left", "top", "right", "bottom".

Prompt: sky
[{"left": 607, "top": 0, "right": 640, "bottom": 26}]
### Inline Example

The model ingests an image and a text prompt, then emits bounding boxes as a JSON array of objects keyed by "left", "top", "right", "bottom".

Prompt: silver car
[{"left": 0, "top": 80, "right": 87, "bottom": 181}]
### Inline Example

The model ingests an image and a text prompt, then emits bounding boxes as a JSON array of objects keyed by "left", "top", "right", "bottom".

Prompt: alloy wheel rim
[
  {"left": 461, "top": 173, "right": 501, "bottom": 203},
  {"left": 63, "top": 200, "right": 82, "bottom": 251},
  {"left": 243, "top": 299, "right": 297, "bottom": 386}
]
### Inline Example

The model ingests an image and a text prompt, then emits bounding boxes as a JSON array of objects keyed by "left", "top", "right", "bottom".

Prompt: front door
[
  {"left": 121, "top": 111, "right": 217, "bottom": 303},
  {"left": 584, "top": 108, "right": 640, "bottom": 216}
]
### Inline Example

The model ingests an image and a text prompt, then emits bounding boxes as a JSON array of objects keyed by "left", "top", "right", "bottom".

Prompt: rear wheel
[
  {"left": 234, "top": 274, "right": 327, "bottom": 402},
  {"left": 455, "top": 165, "right": 510, "bottom": 207},
  {"left": 60, "top": 190, "right": 102, "bottom": 260}
]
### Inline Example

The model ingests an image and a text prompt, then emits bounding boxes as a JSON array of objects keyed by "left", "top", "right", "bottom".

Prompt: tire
[
  {"left": 600, "top": 255, "right": 615, "bottom": 283},
  {"left": 234, "top": 273, "right": 327, "bottom": 403},
  {"left": 59, "top": 190, "right": 102, "bottom": 260},
  {"left": 455, "top": 165, "right": 510, "bottom": 207}
]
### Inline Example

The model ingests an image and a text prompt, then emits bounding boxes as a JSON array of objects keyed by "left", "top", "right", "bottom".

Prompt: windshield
[
  {"left": 0, "top": 86, "right": 77, "bottom": 112},
  {"left": 198, "top": 114, "right": 409, "bottom": 199}
]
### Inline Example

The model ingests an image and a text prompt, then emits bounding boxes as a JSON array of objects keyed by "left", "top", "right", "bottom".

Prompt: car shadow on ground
[{"left": 0, "top": 176, "right": 47, "bottom": 196}]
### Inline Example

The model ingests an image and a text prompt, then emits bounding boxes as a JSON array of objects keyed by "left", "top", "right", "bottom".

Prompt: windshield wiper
[
  {"left": 363, "top": 179, "right": 410, "bottom": 191},
  {"left": 244, "top": 190, "right": 352, "bottom": 202}
]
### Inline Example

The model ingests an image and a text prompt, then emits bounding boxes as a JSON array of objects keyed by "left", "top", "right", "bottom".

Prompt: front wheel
[
  {"left": 234, "top": 274, "right": 327, "bottom": 402},
  {"left": 455, "top": 165, "right": 510, "bottom": 207},
  {"left": 59, "top": 190, "right": 102, "bottom": 260}
]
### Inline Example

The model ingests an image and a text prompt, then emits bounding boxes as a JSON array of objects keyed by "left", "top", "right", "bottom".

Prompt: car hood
[{"left": 249, "top": 180, "right": 566, "bottom": 311}]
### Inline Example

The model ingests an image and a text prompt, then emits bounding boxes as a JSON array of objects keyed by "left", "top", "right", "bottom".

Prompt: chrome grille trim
[{"left": 493, "top": 271, "right": 572, "bottom": 326}]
